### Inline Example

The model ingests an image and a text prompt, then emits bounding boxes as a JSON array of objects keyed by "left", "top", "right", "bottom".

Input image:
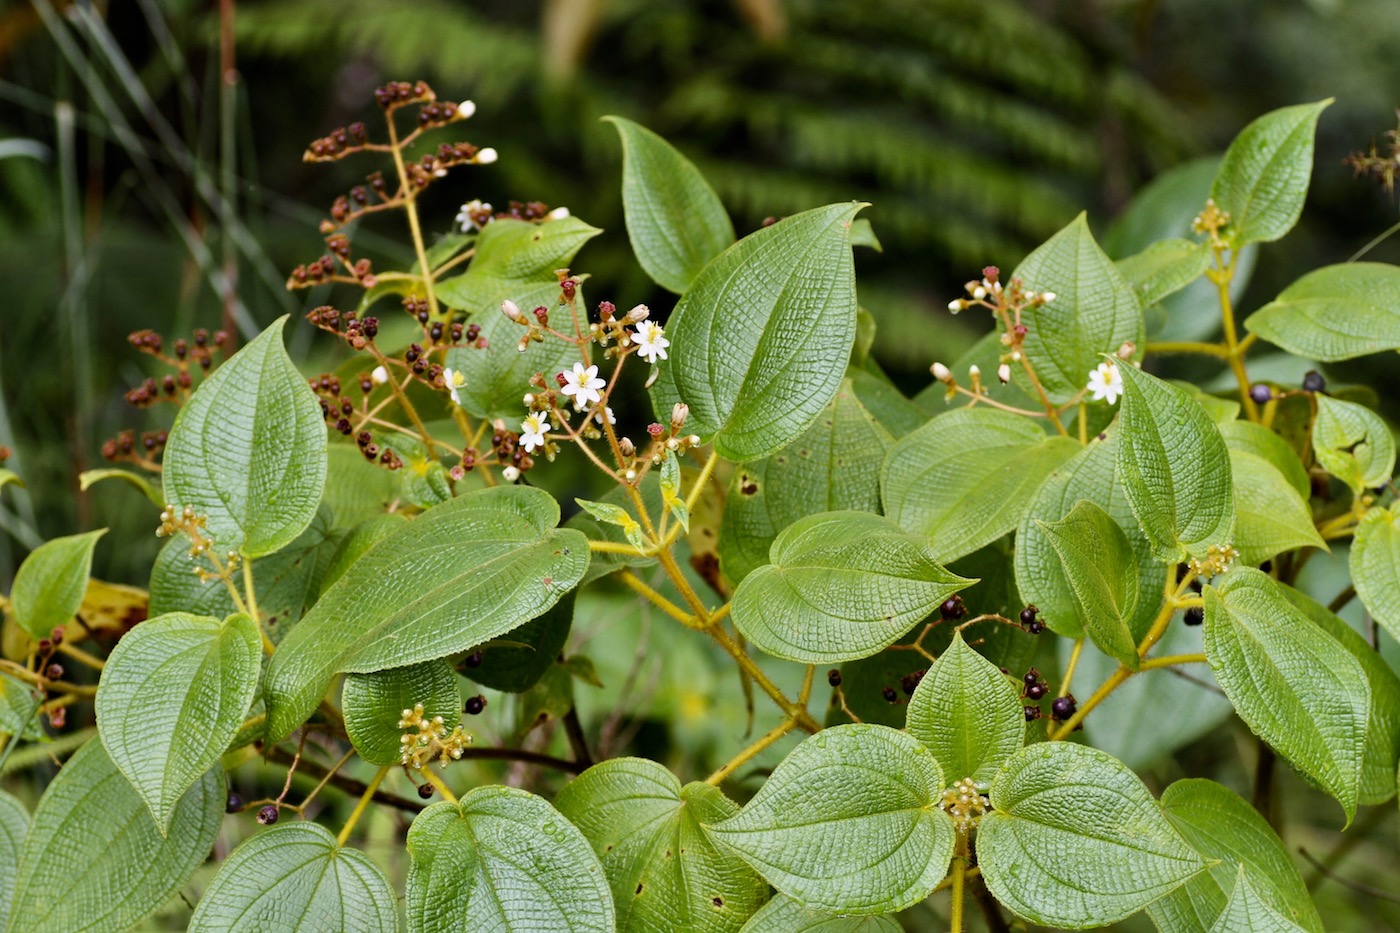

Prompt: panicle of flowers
[
  {"left": 1188, "top": 543, "right": 1239, "bottom": 578},
  {"left": 940, "top": 776, "right": 991, "bottom": 832},
  {"left": 156, "top": 504, "right": 243, "bottom": 583},
  {"left": 933, "top": 265, "right": 1059, "bottom": 406},
  {"left": 398, "top": 702, "right": 473, "bottom": 769}
]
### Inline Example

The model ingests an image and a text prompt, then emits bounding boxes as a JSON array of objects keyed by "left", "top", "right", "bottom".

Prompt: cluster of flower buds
[
  {"left": 124, "top": 327, "right": 227, "bottom": 382},
  {"left": 100, "top": 429, "right": 168, "bottom": 463},
  {"left": 375, "top": 80, "right": 434, "bottom": 110},
  {"left": 1188, "top": 542, "right": 1239, "bottom": 578},
  {"left": 303, "top": 121, "right": 369, "bottom": 161},
  {"left": 124, "top": 375, "right": 188, "bottom": 408},
  {"left": 940, "top": 776, "right": 991, "bottom": 829},
  {"left": 354, "top": 429, "right": 402, "bottom": 469},
  {"left": 398, "top": 702, "right": 472, "bottom": 769},
  {"left": 403, "top": 143, "right": 495, "bottom": 193},
  {"left": 304, "top": 307, "right": 378, "bottom": 350},
  {"left": 488, "top": 423, "right": 534, "bottom": 481},
  {"left": 287, "top": 255, "right": 341, "bottom": 288}
]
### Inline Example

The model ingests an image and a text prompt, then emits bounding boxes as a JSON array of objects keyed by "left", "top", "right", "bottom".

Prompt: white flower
[
  {"left": 443, "top": 367, "right": 467, "bottom": 406},
  {"left": 560, "top": 362, "right": 605, "bottom": 410},
  {"left": 594, "top": 407, "right": 616, "bottom": 426},
  {"left": 457, "top": 99, "right": 476, "bottom": 119},
  {"left": 547, "top": 206, "right": 571, "bottom": 220},
  {"left": 475, "top": 148, "right": 498, "bottom": 165},
  {"left": 519, "top": 412, "right": 551, "bottom": 453},
  {"left": 455, "top": 199, "right": 491, "bottom": 232},
  {"left": 1086, "top": 362, "right": 1124, "bottom": 405},
  {"left": 632, "top": 321, "right": 670, "bottom": 364},
  {"left": 371, "top": 365, "right": 389, "bottom": 385}
]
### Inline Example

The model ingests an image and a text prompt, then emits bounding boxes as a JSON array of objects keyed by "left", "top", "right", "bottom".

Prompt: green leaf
[
  {"left": 848, "top": 219, "right": 882, "bottom": 253},
  {"left": 265, "top": 485, "right": 588, "bottom": 740},
  {"left": 1012, "top": 212, "right": 1145, "bottom": 405},
  {"left": 1207, "top": 868, "right": 1310, "bottom": 933},
  {"left": 187, "top": 822, "right": 399, "bottom": 932},
  {"left": 342, "top": 659, "right": 462, "bottom": 766},
  {"left": 719, "top": 379, "right": 893, "bottom": 585},
  {"left": 847, "top": 367, "right": 927, "bottom": 438},
  {"left": 1352, "top": 505, "right": 1400, "bottom": 643},
  {"left": 739, "top": 895, "right": 901, "bottom": 933},
  {"left": 660, "top": 455, "right": 689, "bottom": 532},
  {"left": 77, "top": 468, "right": 162, "bottom": 507},
  {"left": 567, "top": 476, "right": 663, "bottom": 584},
  {"left": 9, "top": 739, "right": 223, "bottom": 933},
  {"left": 1245, "top": 263, "right": 1400, "bottom": 361},
  {"left": 1116, "top": 238, "right": 1212, "bottom": 308},
  {"left": 1209, "top": 100, "right": 1331, "bottom": 247},
  {"left": 0, "top": 673, "right": 41, "bottom": 741},
  {"left": 882, "top": 408, "right": 1079, "bottom": 564},
  {"left": 1037, "top": 499, "right": 1141, "bottom": 667},
  {"left": 1275, "top": 583, "right": 1400, "bottom": 806},
  {"left": 319, "top": 512, "right": 409, "bottom": 596},
  {"left": 604, "top": 116, "right": 735, "bottom": 294},
  {"left": 440, "top": 279, "right": 583, "bottom": 424},
  {"left": 1149, "top": 779, "right": 1322, "bottom": 933},
  {"left": 652, "top": 202, "right": 864, "bottom": 462},
  {"left": 1312, "top": 395, "right": 1395, "bottom": 494},
  {"left": 95, "top": 611, "right": 260, "bottom": 833},
  {"left": 906, "top": 632, "right": 1024, "bottom": 783},
  {"left": 323, "top": 444, "right": 400, "bottom": 527},
  {"left": 1218, "top": 421, "right": 1309, "bottom": 499},
  {"left": 10, "top": 529, "right": 106, "bottom": 639},
  {"left": 0, "top": 469, "right": 23, "bottom": 494},
  {"left": 576, "top": 497, "right": 646, "bottom": 551},
  {"left": 406, "top": 786, "right": 614, "bottom": 932},
  {"left": 1016, "top": 431, "right": 1167, "bottom": 642},
  {"left": 554, "top": 758, "right": 768, "bottom": 932},
  {"left": 1203, "top": 568, "right": 1369, "bottom": 822},
  {"left": 1116, "top": 362, "right": 1235, "bottom": 560},
  {"left": 441, "top": 215, "right": 603, "bottom": 285},
  {"left": 710, "top": 724, "right": 955, "bottom": 914},
  {"left": 0, "top": 791, "right": 28, "bottom": 933},
  {"left": 162, "top": 316, "right": 327, "bottom": 557},
  {"left": 978, "top": 742, "right": 1206, "bottom": 929},
  {"left": 1229, "top": 450, "right": 1326, "bottom": 565},
  {"left": 463, "top": 591, "right": 575, "bottom": 693},
  {"left": 730, "top": 511, "right": 973, "bottom": 664}
]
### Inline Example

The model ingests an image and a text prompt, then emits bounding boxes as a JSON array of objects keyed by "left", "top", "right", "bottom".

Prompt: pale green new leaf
[
  {"left": 554, "top": 758, "right": 768, "bottom": 932},
  {"left": 1352, "top": 505, "right": 1400, "bottom": 642},
  {"left": 1013, "top": 212, "right": 1145, "bottom": 405},
  {"left": 739, "top": 895, "right": 901, "bottom": 933},
  {"left": 1218, "top": 421, "right": 1309, "bottom": 498},
  {"left": 0, "top": 469, "right": 22, "bottom": 494},
  {"left": 10, "top": 529, "right": 106, "bottom": 639},
  {"left": 77, "top": 468, "right": 162, "bottom": 507},
  {"left": 1209, "top": 100, "right": 1332, "bottom": 247},
  {"left": 1149, "top": 779, "right": 1322, "bottom": 933},
  {"left": 9, "top": 739, "right": 223, "bottom": 933},
  {"left": 1229, "top": 450, "right": 1326, "bottom": 565},
  {"left": 730, "top": 512, "right": 973, "bottom": 664},
  {"left": 720, "top": 380, "right": 893, "bottom": 585},
  {"left": 1016, "top": 432, "right": 1167, "bottom": 642},
  {"left": 882, "top": 408, "right": 1079, "bottom": 564},
  {"left": 187, "top": 822, "right": 398, "bottom": 933},
  {"left": 1245, "top": 263, "right": 1400, "bottom": 361},
  {"left": 1207, "top": 869, "right": 1309, "bottom": 933},
  {"left": 406, "top": 787, "right": 613, "bottom": 933},
  {"left": 265, "top": 485, "right": 588, "bottom": 740},
  {"left": 0, "top": 791, "right": 28, "bottom": 932},
  {"left": 439, "top": 215, "right": 602, "bottom": 285},
  {"left": 659, "top": 455, "right": 688, "bottom": 532},
  {"left": 710, "top": 724, "right": 955, "bottom": 915},
  {"left": 162, "top": 316, "right": 327, "bottom": 557},
  {"left": 1116, "top": 363, "right": 1234, "bottom": 560},
  {"left": 343, "top": 659, "right": 462, "bottom": 766},
  {"left": 1203, "top": 568, "right": 1369, "bottom": 822},
  {"left": 1037, "top": 499, "right": 1140, "bottom": 667},
  {"left": 1312, "top": 395, "right": 1395, "bottom": 494},
  {"left": 605, "top": 116, "right": 735, "bottom": 294},
  {"left": 576, "top": 497, "right": 646, "bottom": 551},
  {"left": 651, "top": 202, "right": 864, "bottom": 462},
  {"left": 978, "top": 742, "right": 1206, "bottom": 929},
  {"left": 906, "top": 632, "right": 1024, "bottom": 783},
  {"left": 1116, "top": 238, "right": 1211, "bottom": 308},
  {"left": 95, "top": 612, "right": 260, "bottom": 833}
]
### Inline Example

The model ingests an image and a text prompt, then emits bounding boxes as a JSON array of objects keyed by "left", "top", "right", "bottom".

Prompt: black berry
[
  {"left": 465, "top": 695, "right": 487, "bottom": 715},
  {"left": 225, "top": 792, "right": 243, "bottom": 813},
  {"left": 1050, "top": 695, "right": 1077, "bottom": 721},
  {"left": 939, "top": 595, "right": 966, "bottom": 620},
  {"left": 1302, "top": 370, "right": 1326, "bottom": 393},
  {"left": 1023, "top": 668, "right": 1040, "bottom": 686},
  {"left": 1027, "top": 620, "right": 1046, "bottom": 635},
  {"left": 1025, "top": 682, "right": 1047, "bottom": 701},
  {"left": 417, "top": 783, "right": 435, "bottom": 799},
  {"left": 464, "top": 651, "right": 484, "bottom": 668},
  {"left": 1024, "top": 705, "right": 1041, "bottom": 721},
  {"left": 257, "top": 805, "right": 280, "bottom": 825},
  {"left": 1249, "top": 383, "right": 1272, "bottom": 404},
  {"left": 1019, "top": 604, "right": 1038, "bottom": 625},
  {"left": 1183, "top": 607, "right": 1204, "bottom": 626},
  {"left": 882, "top": 686, "right": 898, "bottom": 703},
  {"left": 827, "top": 669, "right": 842, "bottom": 687}
]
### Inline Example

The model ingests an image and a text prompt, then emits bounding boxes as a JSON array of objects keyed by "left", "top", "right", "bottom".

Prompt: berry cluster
[{"left": 99, "top": 429, "right": 168, "bottom": 465}]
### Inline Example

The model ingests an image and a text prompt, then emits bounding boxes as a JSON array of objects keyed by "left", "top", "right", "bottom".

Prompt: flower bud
[
  {"left": 972, "top": 286, "right": 987, "bottom": 300},
  {"left": 475, "top": 147, "right": 498, "bottom": 164},
  {"left": 457, "top": 99, "right": 476, "bottom": 119},
  {"left": 502, "top": 465, "right": 520, "bottom": 482},
  {"left": 931, "top": 362, "right": 952, "bottom": 383},
  {"left": 619, "top": 437, "right": 636, "bottom": 457},
  {"left": 671, "top": 403, "right": 689, "bottom": 428},
  {"left": 997, "top": 363, "right": 1011, "bottom": 384},
  {"left": 1042, "top": 291, "right": 1057, "bottom": 303},
  {"left": 1115, "top": 340, "right": 1136, "bottom": 360},
  {"left": 622, "top": 303, "right": 650, "bottom": 324},
  {"left": 371, "top": 365, "right": 388, "bottom": 385},
  {"left": 547, "top": 206, "right": 571, "bottom": 220},
  {"left": 968, "top": 364, "right": 981, "bottom": 378},
  {"left": 501, "top": 299, "right": 525, "bottom": 323},
  {"left": 947, "top": 299, "right": 964, "bottom": 313}
]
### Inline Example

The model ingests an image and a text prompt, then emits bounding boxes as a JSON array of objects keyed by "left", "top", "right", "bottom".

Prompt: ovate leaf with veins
[
  {"left": 1245, "top": 262, "right": 1400, "bottom": 361},
  {"left": 977, "top": 742, "right": 1206, "bottom": 929},
  {"left": 406, "top": 787, "right": 614, "bottom": 932},
  {"left": 1312, "top": 395, "right": 1396, "bottom": 494},
  {"left": 1203, "top": 568, "right": 1369, "bottom": 822},
  {"left": 1352, "top": 505, "right": 1400, "bottom": 642},
  {"left": 264, "top": 485, "right": 588, "bottom": 740},
  {"left": 162, "top": 316, "right": 327, "bottom": 557},
  {"left": 605, "top": 116, "right": 735, "bottom": 293},
  {"left": 554, "top": 758, "right": 768, "bottom": 932},
  {"left": 1115, "top": 238, "right": 1211, "bottom": 308},
  {"left": 905, "top": 632, "right": 1024, "bottom": 784},
  {"left": 187, "top": 822, "right": 398, "bottom": 933},
  {"left": 730, "top": 511, "right": 973, "bottom": 664},
  {"left": 0, "top": 791, "right": 29, "bottom": 932},
  {"left": 342, "top": 659, "right": 462, "bottom": 766},
  {"left": 1036, "top": 499, "right": 1140, "bottom": 667},
  {"left": 1207, "top": 869, "right": 1310, "bottom": 933},
  {"left": 739, "top": 895, "right": 902, "bottom": 933},
  {"left": 10, "top": 529, "right": 106, "bottom": 639},
  {"left": 1209, "top": 100, "right": 1331, "bottom": 248},
  {"left": 651, "top": 202, "right": 864, "bottom": 462},
  {"left": 1229, "top": 450, "right": 1326, "bottom": 566},
  {"left": 95, "top": 612, "right": 260, "bottom": 833},
  {"left": 710, "top": 724, "right": 955, "bottom": 915}
]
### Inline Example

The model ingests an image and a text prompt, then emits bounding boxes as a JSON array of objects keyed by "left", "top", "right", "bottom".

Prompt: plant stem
[
  {"left": 55, "top": 641, "right": 104, "bottom": 671},
  {"left": 707, "top": 623, "right": 820, "bottom": 733},
  {"left": 562, "top": 707, "right": 594, "bottom": 770},
  {"left": 1146, "top": 340, "right": 1230, "bottom": 359},
  {"left": 617, "top": 571, "right": 699, "bottom": 627},
  {"left": 336, "top": 766, "right": 389, "bottom": 845},
  {"left": 1138, "top": 653, "right": 1207, "bottom": 670},
  {"left": 1059, "top": 638, "right": 1085, "bottom": 697},
  {"left": 1210, "top": 249, "right": 1259, "bottom": 421},
  {"left": 386, "top": 111, "right": 439, "bottom": 321},
  {"left": 421, "top": 768, "right": 457, "bottom": 802},
  {"left": 707, "top": 717, "right": 797, "bottom": 785},
  {"left": 241, "top": 557, "right": 274, "bottom": 654},
  {"left": 950, "top": 833, "right": 968, "bottom": 933}
]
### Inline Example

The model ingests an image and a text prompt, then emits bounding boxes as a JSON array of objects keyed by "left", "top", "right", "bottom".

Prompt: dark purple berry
[
  {"left": 1025, "top": 682, "right": 1047, "bottom": 701},
  {"left": 827, "top": 669, "right": 842, "bottom": 687},
  {"left": 1027, "top": 620, "right": 1046, "bottom": 635},
  {"left": 1023, "top": 668, "right": 1040, "bottom": 686},
  {"left": 257, "top": 805, "right": 279, "bottom": 825},
  {"left": 1249, "top": 383, "right": 1272, "bottom": 405},
  {"left": 1024, "top": 705, "right": 1041, "bottom": 721},
  {"left": 465, "top": 695, "right": 487, "bottom": 715},
  {"left": 1183, "top": 607, "right": 1204, "bottom": 626},
  {"left": 882, "top": 686, "right": 898, "bottom": 703},
  {"left": 1302, "top": 370, "right": 1326, "bottom": 393},
  {"left": 1050, "top": 695, "right": 1077, "bottom": 721},
  {"left": 417, "top": 783, "right": 435, "bottom": 799},
  {"left": 939, "top": 595, "right": 966, "bottom": 620},
  {"left": 225, "top": 792, "right": 243, "bottom": 813},
  {"left": 464, "top": 651, "right": 483, "bottom": 668},
  {"left": 1019, "top": 604, "right": 1038, "bottom": 625}
]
